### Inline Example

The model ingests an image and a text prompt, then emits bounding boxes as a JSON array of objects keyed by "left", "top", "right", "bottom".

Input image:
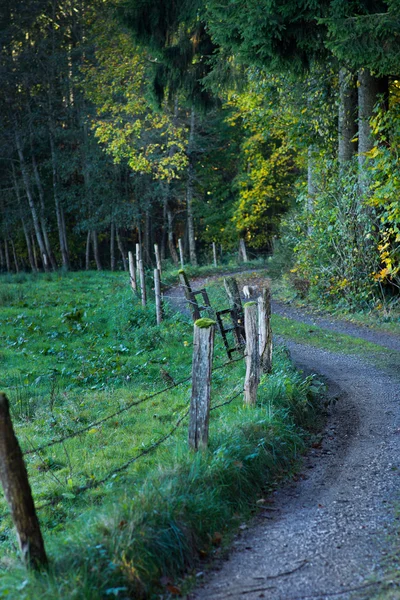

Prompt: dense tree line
[{"left": 1, "top": 0, "right": 399, "bottom": 308}]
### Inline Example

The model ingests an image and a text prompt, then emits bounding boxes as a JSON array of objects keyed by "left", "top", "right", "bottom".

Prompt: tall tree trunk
[
  {"left": 92, "top": 230, "right": 102, "bottom": 270},
  {"left": 115, "top": 229, "right": 127, "bottom": 271},
  {"left": 161, "top": 193, "right": 167, "bottom": 260},
  {"left": 21, "top": 221, "right": 36, "bottom": 273},
  {"left": 307, "top": 146, "right": 316, "bottom": 234},
  {"left": 4, "top": 239, "right": 11, "bottom": 273},
  {"left": 31, "top": 234, "right": 38, "bottom": 271},
  {"left": 338, "top": 68, "right": 358, "bottom": 167},
  {"left": 0, "top": 240, "right": 5, "bottom": 271},
  {"left": 11, "top": 240, "right": 19, "bottom": 273},
  {"left": 30, "top": 142, "right": 57, "bottom": 271},
  {"left": 12, "top": 161, "right": 36, "bottom": 272},
  {"left": 186, "top": 107, "right": 198, "bottom": 265},
  {"left": 14, "top": 129, "right": 49, "bottom": 271},
  {"left": 167, "top": 209, "right": 179, "bottom": 265},
  {"left": 358, "top": 69, "right": 388, "bottom": 172},
  {"left": 85, "top": 231, "right": 91, "bottom": 270},
  {"left": 49, "top": 128, "right": 69, "bottom": 269},
  {"left": 110, "top": 219, "right": 115, "bottom": 271}
]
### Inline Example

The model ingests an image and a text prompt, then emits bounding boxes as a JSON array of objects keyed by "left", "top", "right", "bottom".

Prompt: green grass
[{"left": 0, "top": 269, "right": 323, "bottom": 599}]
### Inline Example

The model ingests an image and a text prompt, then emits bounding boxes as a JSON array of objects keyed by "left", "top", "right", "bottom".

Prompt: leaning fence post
[
  {"left": 179, "top": 269, "right": 200, "bottom": 320},
  {"left": 154, "top": 243, "right": 162, "bottom": 274},
  {"left": 128, "top": 251, "right": 137, "bottom": 294},
  {"left": 139, "top": 259, "right": 146, "bottom": 306},
  {"left": 224, "top": 276, "right": 245, "bottom": 346},
  {"left": 178, "top": 238, "right": 184, "bottom": 269},
  {"left": 258, "top": 287, "right": 272, "bottom": 373},
  {"left": 212, "top": 242, "right": 217, "bottom": 267},
  {"left": 0, "top": 393, "right": 47, "bottom": 570},
  {"left": 243, "top": 302, "right": 260, "bottom": 405},
  {"left": 189, "top": 319, "right": 216, "bottom": 450},
  {"left": 154, "top": 268, "right": 163, "bottom": 324}
]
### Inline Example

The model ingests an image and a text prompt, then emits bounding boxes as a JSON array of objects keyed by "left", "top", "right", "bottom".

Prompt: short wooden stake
[
  {"left": 154, "top": 268, "right": 163, "bottom": 324},
  {"left": 179, "top": 269, "right": 200, "bottom": 320},
  {"left": 212, "top": 242, "right": 217, "bottom": 267},
  {"left": 258, "top": 287, "right": 272, "bottom": 373},
  {"left": 128, "top": 251, "right": 137, "bottom": 294},
  {"left": 0, "top": 393, "right": 48, "bottom": 569},
  {"left": 243, "top": 302, "right": 260, "bottom": 405},
  {"left": 178, "top": 238, "right": 184, "bottom": 269},
  {"left": 139, "top": 259, "right": 146, "bottom": 306},
  {"left": 154, "top": 243, "right": 162, "bottom": 274},
  {"left": 189, "top": 319, "right": 216, "bottom": 450},
  {"left": 239, "top": 239, "right": 248, "bottom": 262}
]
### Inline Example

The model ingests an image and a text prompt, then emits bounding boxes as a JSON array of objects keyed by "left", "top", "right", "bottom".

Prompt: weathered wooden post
[
  {"left": 212, "top": 242, "right": 217, "bottom": 267},
  {"left": 154, "top": 243, "right": 162, "bottom": 274},
  {"left": 239, "top": 239, "right": 248, "bottom": 262},
  {"left": 128, "top": 251, "right": 137, "bottom": 294},
  {"left": 243, "top": 302, "right": 260, "bottom": 405},
  {"left": 135, "top": 243, "right": 141, "bottom": 271},
  {"left": 178, "top": 238, "right": 184, "bottom": 269},
  {"left": 0, "top": 393, "right": 48, "bottom": 570},
  {"left": 154, "top": 268, "right": 163, "bottom": 325},
  {"left": 139, "top": 259, "right": 146, "bottom": 306},
  {"left": 224, "top": 276, "right": 245, "bottom": 346},
  {"left": 188, "top": 319, "right": 216, "bottom": 450},
  {"left": 179, "top": 269, "right": 201, "bottom": 320},
  {"left": 258, "top": 286, "right": 272, "bottom": 373}
]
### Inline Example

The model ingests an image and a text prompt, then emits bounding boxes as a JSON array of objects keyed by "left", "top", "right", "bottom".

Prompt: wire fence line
[{"left": 22, "top": 356, "right": 243, "bottom": 457}]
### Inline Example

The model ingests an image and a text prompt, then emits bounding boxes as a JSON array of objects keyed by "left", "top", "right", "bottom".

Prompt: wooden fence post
[
  {"left": 139, "top": 259, "right": 146, "bottom": 306},
  {"left": 239, "top": 239, "right": 248, "bottom": 262},
  {"left": 212, "top": 242, "right": 217, "bottom": 267},
  {"left": 128, "top": 251, "right": 137, "bottom": 294},
  {"left": 135, "top": 243, "right": 141, "bottom": 270},
  {"left": 224, "top": 276, "right": 245, "bottom": 346},
  {"left": 154, "top": 243, "right": 162, "bottom": 274},
  {"left": 179, "top": 269, "right": 200, "bottom": 320},
  {"left": 188, "top": 319, "right": 216, "bottom": 450},
  {"left": 0, "top": 393, "right": 47, "bottom": 569},
  {"left": 154, "top": 268, "right": 163, "bottom": 324},
  {"left": 243, "top": 302, "right": 260, "bottom": 405},
  {"left": 258, "top": 287, "right": 272, "bottom": 373},
  {"left": 178, "top": 238, "right": 184, "bottom": 269}
]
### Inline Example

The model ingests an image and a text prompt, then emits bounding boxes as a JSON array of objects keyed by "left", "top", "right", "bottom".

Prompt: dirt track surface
[{"left": 167, "top": 273, "right": 400, "bottom": 600}]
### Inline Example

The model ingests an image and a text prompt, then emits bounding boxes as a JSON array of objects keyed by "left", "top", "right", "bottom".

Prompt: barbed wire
[{"left": 23, "top": 375, "right": 192, "bottom": 456}]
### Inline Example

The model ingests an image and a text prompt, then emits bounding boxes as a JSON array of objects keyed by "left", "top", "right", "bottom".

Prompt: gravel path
[{"left": 167, "top": 273, "right": 400, "bottom": 600}]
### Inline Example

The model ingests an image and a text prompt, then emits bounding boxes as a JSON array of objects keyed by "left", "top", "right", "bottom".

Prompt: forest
[
  {"left": 1, "top": 0, "right": 399, "bottom": 311},
  {"left": 1, "top": 2, "right": 400, "bottom": 599}
]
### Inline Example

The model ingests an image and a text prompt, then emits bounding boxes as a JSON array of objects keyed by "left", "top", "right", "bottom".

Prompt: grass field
[{"left": 0, "top": 268, "right": 322, "bottom": 599}]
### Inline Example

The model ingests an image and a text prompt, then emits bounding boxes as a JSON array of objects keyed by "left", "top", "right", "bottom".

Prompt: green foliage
[{"left": 0, "top": 280, "right": 321, "bottom": 599}]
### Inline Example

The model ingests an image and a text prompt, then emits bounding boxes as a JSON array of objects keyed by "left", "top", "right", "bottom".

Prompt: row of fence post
[{"left": 188, "top": 283, "right": 272, "bottom": 449}]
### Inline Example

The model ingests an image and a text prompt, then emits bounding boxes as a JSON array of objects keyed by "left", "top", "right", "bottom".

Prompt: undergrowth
[{"left": 0, "top": 270, "right": 322, "bottom": 599}]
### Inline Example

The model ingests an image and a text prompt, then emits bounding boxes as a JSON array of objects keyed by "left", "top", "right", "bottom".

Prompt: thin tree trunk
[
  {"left": 92, "top": 230, "right": 102, "bottom": 270},
  {"left": 31, "top": 234, "right": 38, "bottom": 271},
  {"left": 144, "top": 208, "right": 151, "bottom": 265},
  {"left": 116, "top": 229, "right": 127, "bottom": 271},
  {"left": 186, "top": 107, "right": 198, "bottom": 266},
  {"left": 167, "top": 209, "right": 179, "bottom": 265},
  {"left": 0, "top": 240, "right": 5, "bottom": 271},
  {"left": 14, "top": 129, "right": 49, "bottom": 271},
  {"left": 22, "top": 221, "right": 36, "bottom": 272},
  {"left": 11, "top": 240, "right": 19, "bottom": 273},
  {"left": 31, "top": 145, "right": 57, "bottom": 270},
  {"left": 4, "top": 239, "right": 11, "bottom": 273},
  {"left": 49, "top": 128, "right": 69, "bottom": 269},
  {"left": 85, "top": 231, "right": 91, "bottom": 270},
  {"left": 338, "top": 68, "right": 358, "bottom": 167},
  {"left": 110, "top": 219, "right": 115, "bottom": 271},
  {"left": 307, "top": 146, "right": 316, "bottom": 234}
]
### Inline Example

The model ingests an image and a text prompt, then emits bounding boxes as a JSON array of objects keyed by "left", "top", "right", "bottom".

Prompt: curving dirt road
[{"left": 167, "top": 273, "right": 400, "bottom": 600}]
